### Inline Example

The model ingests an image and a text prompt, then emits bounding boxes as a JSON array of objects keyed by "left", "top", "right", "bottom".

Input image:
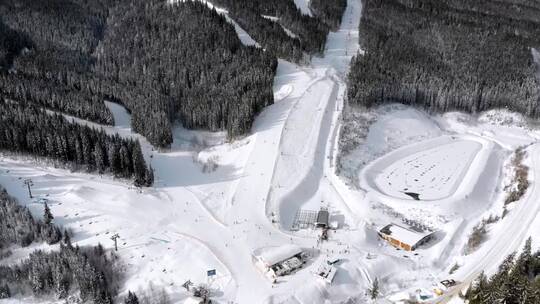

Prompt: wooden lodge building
[{"left": 378, "top": 223, "right": 436, "bottom": 251}]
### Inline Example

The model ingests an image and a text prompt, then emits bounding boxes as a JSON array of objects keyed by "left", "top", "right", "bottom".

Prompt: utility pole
[
  {"left": 111, "top": 233, "right": 120, "bottom": 251},
  {"left": 23, "top": 178, "right": 33, "bottom": 198}
]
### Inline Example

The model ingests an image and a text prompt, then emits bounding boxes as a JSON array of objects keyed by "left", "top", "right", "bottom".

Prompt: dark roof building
[{"left": 315, "top": 208, "right": 329, "bottom": 228}]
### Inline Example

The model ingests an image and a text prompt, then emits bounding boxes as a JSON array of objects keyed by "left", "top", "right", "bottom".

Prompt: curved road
[{"left": 434, "top": 143, "right": 540, "bottom": 303}]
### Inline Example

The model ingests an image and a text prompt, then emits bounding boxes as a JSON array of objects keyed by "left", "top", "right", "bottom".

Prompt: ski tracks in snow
[{"left": 435, "top": 143, "right": 540, "bottom": 303}]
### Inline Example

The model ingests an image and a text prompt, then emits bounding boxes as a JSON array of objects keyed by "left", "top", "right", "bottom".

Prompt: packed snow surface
[
  {"left": 369, "top": 137, "right": 482, "bottom": 201},
  {"left": 104, "top": 100, "right": 131, "bottom": 129}
]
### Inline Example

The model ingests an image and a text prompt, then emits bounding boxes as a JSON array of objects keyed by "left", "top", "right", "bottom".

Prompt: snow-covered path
[
  {"left": 267, "top": 0, "right": 362, "bottom": 230},
  {"left": 433, "top": 142, "right": 540, "bottom": 303},
  {"left": 217, "top": 1, "right": 365, "bottom": 300}
]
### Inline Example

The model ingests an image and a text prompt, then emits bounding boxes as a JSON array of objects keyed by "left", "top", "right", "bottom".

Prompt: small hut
[{"left": 253, "top": 245, "right": 306, "bottom": 279}]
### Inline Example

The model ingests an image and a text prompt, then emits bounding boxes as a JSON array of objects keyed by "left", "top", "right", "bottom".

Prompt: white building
[
  {"left": 253, "top": 244, "right": 306, "bottom": 280},
  {"left": 378, "top": 223, "right": 436, "bottom": 251},
  {"left": 313, "top": 261, "right": 337, "bottom": 284}
]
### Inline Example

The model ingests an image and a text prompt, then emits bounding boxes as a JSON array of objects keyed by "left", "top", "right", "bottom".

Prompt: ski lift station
[
  {"left": 292, "top": 207, "right": 338, "bottom": 231},
  {"left": 315, "top": 208, "right": 329, "bottom": 228},
  {"left": 253, "top": 244, "right": 307, "bottom": 280},
  {"left": 378, "top": 223, "right": 436, "bottom": 251}
]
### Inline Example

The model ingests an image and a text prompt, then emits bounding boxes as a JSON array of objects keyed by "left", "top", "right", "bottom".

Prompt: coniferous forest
[
  {"left": 0, "top": 0, "right": 277, "bottom": 148},
  {"left": 211, "top": 0, "right": 330, "bottom": 62},
  {"left": 0, "top": 186, "right": 120, "bottom": 303},
  {"left": 0, "top": 187, "right": 62, "bottom": 248},
  {"left": 347, "top": 0, "right": 540, "bottom": 116},
  {"left": 0, "top": 0, "right": 348, "bottom": 152},
  {"left": 466, "top": 238, "right": 540, "bottom": 304},
  {"left": 0, "top": 101, "right": 153, "bottom": 186},
  {"left": 310, "top": 0, "right": 347, "bottom": 30}
]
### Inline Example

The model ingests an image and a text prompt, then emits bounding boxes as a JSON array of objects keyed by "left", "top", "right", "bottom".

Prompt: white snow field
[
  {"left": 362, "top": 135, "right": 488, "bottom": 201},
  {"left": 345, "top": 106, "right": 540, "bottom": 303},
  {"left": 3, "top": 0, "right": 540, "bottom": 303}
]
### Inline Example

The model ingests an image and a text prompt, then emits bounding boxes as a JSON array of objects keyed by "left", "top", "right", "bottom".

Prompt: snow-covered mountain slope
[
  {"left": 2, "top": 0, "right": 540, "bottom": 303},
  {"left": 337, "top": 104, "right": 540, "bottom": 302},
  {"left": 169, "top": 0, "right": 259, "bottom": 48},
  {"left": 1, "top": 1, "right": 366, "bottom": 303}
]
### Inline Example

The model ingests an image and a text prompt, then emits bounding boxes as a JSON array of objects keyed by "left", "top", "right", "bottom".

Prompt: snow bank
[{"left": 293, "top": 0, "right": 313, "bottom": 16}]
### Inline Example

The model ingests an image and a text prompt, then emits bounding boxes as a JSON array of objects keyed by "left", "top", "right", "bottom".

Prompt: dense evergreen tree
[
  {"left": 0, "top": 186, "right": 62, "bottom": 248},
  {"left": 145, "top": 165, "right": 155, "bottom": 188},
  {"left": 0, "top": 244, "right": 118, "bottom": 303},
  {"left": 466, "top": 238, "right": 540, "bottom": 304},
  {"left": 43, "top": 202, "right": 53, "bottom": 225},
  {"left": 0, "top": 0, "right": 113, "bottom": 124},
  {"left": 95, "top": 0, "right": 277, "bottom": 144},
  {"left": 310, "top": 0, "right": 347, "bottom": 30},
  {"left": 0, "top": 101, "right": 152, "bottom": 186},
  {"left": 212, "top": 0, "right": 330, "bottom": 61},
  {"left": 0, "top": 0, "right": 347, "bottom": 148},
  {"left": 0, "top": 186, "right": 120, "bottom": 303},
  {"left": 0, "top": 0, "right": 277, "bottom": 147},
  {"left": 0, "top": 283, "right": 9, "bottom": 299},
  {"left": 125, "top": 291, "right": 140, "bottom": 304},
  {"left": 347, "top": 0, "right": 540, "bottom": 117}
]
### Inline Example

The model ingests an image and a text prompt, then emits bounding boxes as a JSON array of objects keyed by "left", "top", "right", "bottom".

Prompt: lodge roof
[
  {"left": 379, "top": 223, "right": 433, "bottom": 246},
  {"left": 253, "top": 244, "right": 303, "bottom": 266}
]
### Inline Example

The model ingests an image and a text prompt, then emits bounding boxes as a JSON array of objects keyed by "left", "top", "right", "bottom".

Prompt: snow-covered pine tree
[
  {"left": 132, "top": 142, "right": 146, "bottom": 187},
  {"left": 125, "top": 291, "right": 140, "bottom": 304},
  {"left": 43, "top": 202, "right": 54, "bottom": 225},
  {"left": 0, "top": 284, "right": 10, "bottom": 299}
]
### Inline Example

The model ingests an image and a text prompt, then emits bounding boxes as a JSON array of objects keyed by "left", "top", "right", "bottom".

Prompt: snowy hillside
[{"left": 2, "top": 0, "right": 540, "bottom": 303}]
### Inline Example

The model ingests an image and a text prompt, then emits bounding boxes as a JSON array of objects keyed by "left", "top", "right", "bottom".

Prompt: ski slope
[
  {"left": 1, "top": 1, "right": 371, "bottom": 303},
  {"left": 433, "top": 143, "right": 540, "bottom": 303},
  {"left": 3, "top": 0, "right": 540, "bottom": 303}
]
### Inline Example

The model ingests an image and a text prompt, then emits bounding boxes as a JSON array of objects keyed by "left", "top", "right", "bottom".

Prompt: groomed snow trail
[
  {"left": 433, "top": 143, "right": 540, "bottom": 303},
  {"left": 220, "top": 1, "right": 364, "bottom": 301},
  {"left": 169, "top": 0, "right": 260, "bottom": 48},
  {"left": 267, "top": 0, "right": 362, "bottom": 230},
  {"left": 6, "top": 0, "right": 539, "bottom": 303},
  {"left": 0, "top": 1, "right": 365, "bottom": 303}
]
